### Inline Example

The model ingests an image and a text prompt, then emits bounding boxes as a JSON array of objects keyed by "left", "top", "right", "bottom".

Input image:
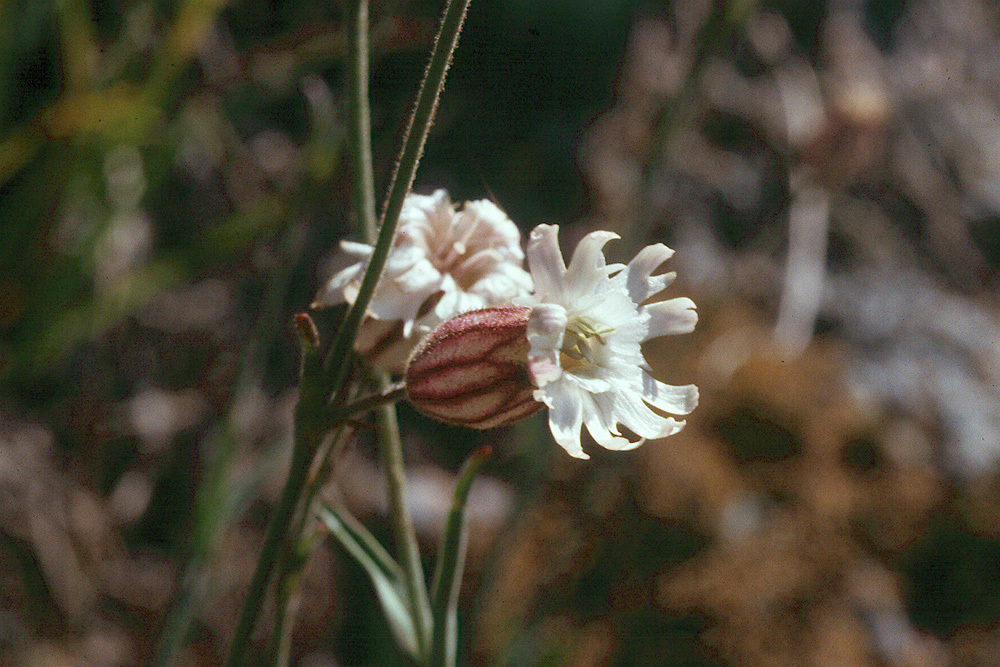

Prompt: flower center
[
  {"left": 431, "top": 216, "right": 498, "bottom": 289},
  {"left": 559, "top": 317, "right": 613, "bottom": 371}
]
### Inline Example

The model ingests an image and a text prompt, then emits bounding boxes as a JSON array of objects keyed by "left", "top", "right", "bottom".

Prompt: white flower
[
  {"left": 313, "top": 190, "right": 533, "bottom": 371},
  {"left": 515, "top": 224, "right": 698, "bottom": 459}
]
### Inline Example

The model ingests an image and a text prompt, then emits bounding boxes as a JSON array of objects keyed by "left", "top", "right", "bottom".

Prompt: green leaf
[
  {"left": 317, "top": 502, "right": 421, "bottom": 658},
  {"left": 429, "top": 445, "right": 493, "bottom": 667}
]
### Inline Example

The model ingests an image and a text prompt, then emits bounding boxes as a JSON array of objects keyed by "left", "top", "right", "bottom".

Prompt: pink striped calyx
[{"left": 404, "top": 306, "right": 542, "bottom": 429}]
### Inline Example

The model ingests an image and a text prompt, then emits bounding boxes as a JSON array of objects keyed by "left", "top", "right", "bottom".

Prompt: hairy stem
[
  {"left": 345, "top": 0, "right": 433, "bottom": 653},
  {"left": 323, "top": 0, "right": 473, "bottom": 396},
  {"left": 222, "top": 383, "right": 404, "bottom": 666}
]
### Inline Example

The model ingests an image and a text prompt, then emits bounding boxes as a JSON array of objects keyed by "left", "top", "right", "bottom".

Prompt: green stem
[
  {"left": 326, "top": 382, "right": 406, "bottom": 427},
  {"left": 225, "top": 0, "right": 473, "bottom": 659},
  {"left": 373, "top": 373, "right": 432, "bottom": 657},
  {"left": 266, "top": 523, "right": 323, "bottom": 667},
  {"left": 221, "top": 383, "right": 404, "bottom": 667},
  {"left": 345, "top": 0, "right": 378, "bottom": 242},
  {"left": 223, "top": 435, "right": 316, "bottom": 667},
  {"left": 267, "top": 421, "right": 357, "bottom": 667},
  {"left": 323, "top": 0, "right": 473, "bottom": 396},
  {"left": 428, "top": 446, "right": 492, "bottom": 667},
  {"left": 269, "top": 575, "right": 300, "bottom": 667},
  {"left": 345, "top": 0, "right": 432, "bottom": 654}
]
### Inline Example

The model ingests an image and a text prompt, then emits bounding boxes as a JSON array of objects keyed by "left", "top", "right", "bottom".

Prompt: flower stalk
[
  {"left": 221, "top": 325, "right": 403, "bottom": 666},
  {"left": 373, "top": 376, "right": 432, "bottom": 656},
  {"left": 429, "top": 445, "right": 493, "bottom": 667},
  {"left": 225, "top": 0, "right": 474, "bottom": 662},
  {"left": 323, "top": 0, "right": 474, "bottom": 395},
  {"left": 344, "top": 0, "right": 432, "bottom": 655}
]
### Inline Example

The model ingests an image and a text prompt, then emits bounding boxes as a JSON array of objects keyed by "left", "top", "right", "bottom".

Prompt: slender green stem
[
  {"left": 267, "top": 421, "right": 357, "bottom": 667},
  {"left": 223, "top": 434, "right": 316, "bottom": 667},
  {"left": 269, "top": 572, "right": 301, "bottom": 667},
  {"left": 345, "top": 0, "right": 378, "bottom": 242},
  {"left": 225, "top": 0, "right": 473, "bottom": 660},
  {"left": 323, "top": 0, "right": 473, "bottom": 396},
  {"left": 345, "top": 0, "right": 432, "bottom": 653},
  {"left": 326, "top": 382, "right": 406, "bottom": 427},
  {"left": 267, "top": 522, "right": 324, "bottom": 667},
  {"left": 373, "top": 373, "right": 432, "bottom": 657},
  {"left": 429, "top": 446, "right": 492, "bottom": 667}
]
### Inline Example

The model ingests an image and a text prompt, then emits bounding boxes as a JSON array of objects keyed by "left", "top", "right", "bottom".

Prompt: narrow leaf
[
  {"left": 317, "top": 502, "right": 421, "bottom": 658},
  {"left": 429, "top": 446, "right": 493, "bottom": 667}
]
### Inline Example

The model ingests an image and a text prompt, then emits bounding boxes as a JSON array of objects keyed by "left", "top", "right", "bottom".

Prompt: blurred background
[{"left": 2, "top": 0, "right": 1000, "bottom": 664}]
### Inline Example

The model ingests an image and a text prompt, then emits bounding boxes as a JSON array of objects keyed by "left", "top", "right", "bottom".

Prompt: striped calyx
[{"left": 404, "top": 306, "right": 542, "bottom": 429}]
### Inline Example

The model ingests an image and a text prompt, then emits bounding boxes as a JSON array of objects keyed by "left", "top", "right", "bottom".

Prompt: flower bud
[{"left": 404, "top": 306, "right": 542, "bottom": 429}]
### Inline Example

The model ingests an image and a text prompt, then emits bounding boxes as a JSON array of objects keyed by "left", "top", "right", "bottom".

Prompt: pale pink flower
[{"left": 313, "top": 190, "right": 533, "bottom": 372}]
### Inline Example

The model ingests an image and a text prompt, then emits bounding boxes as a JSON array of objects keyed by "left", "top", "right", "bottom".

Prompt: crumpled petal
[
  {"left": 526, "top": 303, "right": 567, "bottom": 387},
  {"left": 312, "top": 190, "right": 533, "bottom": 372},
  {"left": 311, "top": 263, "right": 362, "bottom": 308}
]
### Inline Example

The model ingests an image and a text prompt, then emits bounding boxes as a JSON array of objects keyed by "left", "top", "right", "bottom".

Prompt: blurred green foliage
[{"left": 0, "top": 0, "right": 657, "bottom": 401}]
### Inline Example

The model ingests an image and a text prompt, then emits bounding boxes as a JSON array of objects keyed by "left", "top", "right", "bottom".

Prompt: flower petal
[
  {"left": 393, "top": 257, "right": 443, "bottom": 293},
  {"left": 340, "top": 240, "right": 376, "bottom": 258},
  {"left": 545, "top": 381, "right": 588, "bottom": 459},
  {"left": 527, "top": 303, "right": 567, "bottom": 351},
  {"left": 315, "top": 190, "right": 535, "bottom": 374},
  {"left": 643, "top": 297, "right": 698, "bottom": 338},
  {"left": 609, "top": 385, "right": 687, "bottom": 440},
  {"left": 565, "top": 231, "right": 619, "bottom": 300},
  {"left": 460, "top": 200, "right": 524, "bottom": 255},
  {"left": 582, "top": 392, "right": 635, "bottom": 450},
  {"left": 596, "top": 432, "right": 645, "bottom": 451},
  {"left": 527, "top": 303, "right": 567, "bottom": 387},
  {"left": 312, "top": 263, "right": 362, "bottom": 308},
  {"left": 620, "top": 243, "right": 676, "bottom": 304},
  {"left": 640, "top": 372, "right": 699, "bottom": 415},
  {"left": 570, "top": 374, "right": 612, "bottom": 394},
  {"left": 526, "top": 225, "right": 568, "bottom": 304}
]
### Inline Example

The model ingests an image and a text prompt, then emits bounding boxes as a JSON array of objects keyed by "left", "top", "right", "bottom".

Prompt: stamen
[
  {"left": 559, "top": 318, "right": 614, "bottom": 367},
  {"left": 438, "top": 210, "right": 483, "bottom": 268},
  {"left": 453, "top": 249, "right": 502, "bottom": 287}
]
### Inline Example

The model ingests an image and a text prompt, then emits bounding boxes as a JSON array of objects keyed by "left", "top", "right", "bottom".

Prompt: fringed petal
[
  {"left": 583, "top": 391, "right": 635, "bottom": 450},
  {"left": 621, "top": 243, "right": 675, "bottom": 304},
  {"left": 526, "top": 225, "right": 568, "bottom": 304},
  {"left": 547, "top": 380, "right": 588, "bottom": 459},
  {"left": 565, "top": 231, "right": 619, "bottom": 299},
  {"left": 640, "top": 372, "right": 699, "bottom": 415},
  {"left": 643, "top": 297, "right": 697, "bottom": 338}
]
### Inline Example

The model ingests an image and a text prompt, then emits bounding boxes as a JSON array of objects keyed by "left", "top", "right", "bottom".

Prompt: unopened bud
[{"left": 404, "top": 306, "right": 541, "bottom": 429}]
